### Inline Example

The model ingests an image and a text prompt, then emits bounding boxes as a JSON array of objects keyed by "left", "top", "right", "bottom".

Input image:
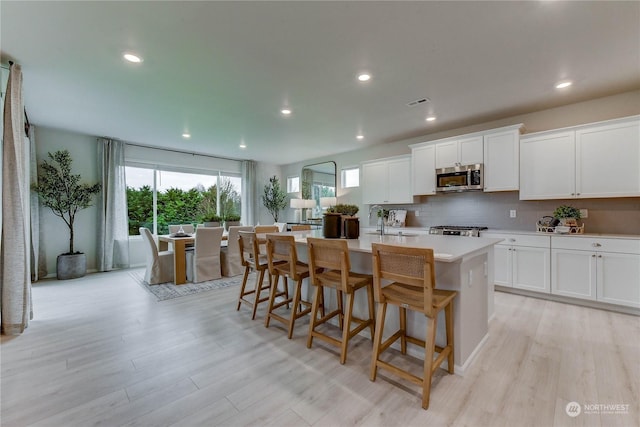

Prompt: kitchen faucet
[{"left": 368, "top": 205, "right": 385, "bottom": 236}]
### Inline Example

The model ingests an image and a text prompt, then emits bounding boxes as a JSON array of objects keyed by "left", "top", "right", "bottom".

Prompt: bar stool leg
[
  {"left": 366, "top": 284, "right": 376, "bottom": 338},
  {"left": 237, "top": 267, "right": 251, "bottom": 311},
  {"left": 399, "top": 306, "right": 407, "bottom": 354},
  {"left": 336, "top": 290, "right": 344, "bottom": 330},
  {"left": 370, "top": 301, "right": 387, "bottom": 381},
  {"left": 422, "top": 316, "right": 437, "bottom": 410},
  {"left": 288, "top": 278, "right": 303, "bottom": 339},
  {"left": 340, "top": 292, "right": 355, "bottom": 365},
  {"left": 264, "top": 273, "right": 281, "bottom": 327},
  {"left": 251, "top": 269, "right": 266, "bottom": 320},
  {"left": 307, "top": 285, "right": 322, "bottom": 348}
]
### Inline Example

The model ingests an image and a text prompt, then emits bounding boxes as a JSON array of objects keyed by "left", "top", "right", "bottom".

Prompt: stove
[{"left": 428, "top": 225, "right": 488, "bottom": 237}]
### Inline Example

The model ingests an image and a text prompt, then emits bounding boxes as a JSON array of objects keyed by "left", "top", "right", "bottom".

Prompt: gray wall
[{"left": 280, "top": 90, "right": 640, "bottom": 234}]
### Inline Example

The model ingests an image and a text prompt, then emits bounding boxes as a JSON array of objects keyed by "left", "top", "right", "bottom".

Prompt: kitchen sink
[{"left": 364, "top": 232, "right": 419, "bottom": 237}]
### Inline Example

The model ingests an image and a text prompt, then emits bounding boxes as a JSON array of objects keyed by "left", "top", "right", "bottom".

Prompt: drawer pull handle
[{"left": 592, "top": 243, "right": 601, "bottom": 247}]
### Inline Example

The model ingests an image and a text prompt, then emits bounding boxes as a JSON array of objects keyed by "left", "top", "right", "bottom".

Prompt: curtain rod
[{"left": 120, "top": 140, "right": 247, "bottom": 163}]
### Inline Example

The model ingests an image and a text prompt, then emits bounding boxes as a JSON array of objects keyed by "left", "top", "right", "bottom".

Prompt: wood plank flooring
[{"left": 1, "top": 268, "right": 638, "bottom": 426}]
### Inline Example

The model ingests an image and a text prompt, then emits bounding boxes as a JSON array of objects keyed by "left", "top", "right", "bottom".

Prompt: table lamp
[{"left": 290, "top": 198, "right": 304, "bottom": 222}]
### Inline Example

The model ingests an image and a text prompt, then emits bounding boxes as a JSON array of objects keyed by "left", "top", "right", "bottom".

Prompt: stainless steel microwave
[{"left": 436, "top": 164, "right": 484, "bottom": 192}]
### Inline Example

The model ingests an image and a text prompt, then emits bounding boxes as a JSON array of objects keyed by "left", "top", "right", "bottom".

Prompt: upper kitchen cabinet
[
  {"left": 520, "top": 116, "right": 640, "bottom": 200},
  {"left": 483, "top": 124, "right": 523, "bottom": 192},
  {"left": 409, "top": 143, "right": 436, "bottom": 195},
  {"left": 362, "top": 155, "right": 413, "bottom": 204},
  {"left": 435, "top": 135, "right": 483, "bottom": 169}
]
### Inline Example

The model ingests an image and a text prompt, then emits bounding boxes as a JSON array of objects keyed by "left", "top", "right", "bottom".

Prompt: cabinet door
[
  {"left": 412, "top": 145, "right": 436, "bottom": 195},
  {"left": 458, "top": 136, "right": 484, "bottom": 165},
  {"left": 551, "top": 249, "right": 596, "bottom": 300},
  {"left": 597, "top": 252, "right": 640, "bottom": 308},
  {"left": 361, "top": 161, "right": 388, "bottom": 205},
  {"left": 435, "top": 140, "right": 458, "bottom": 168},
  {"left": 512, "top": 246, "right": 550, "bottom": 293},
  {"left": 576, "top": 118, "right": 640, "bottom": 198},
  {"left": 484, "top": 129, "right": 519, "bottom": 192},
  {"left": 387, "top": 157, "right": 412, "bottom": 203},
  {"left": 520, "top": 131, "right": 576, "bottom": 200},
  {"left": 493, "top": 244, "right": 512, "bottom": 287}
]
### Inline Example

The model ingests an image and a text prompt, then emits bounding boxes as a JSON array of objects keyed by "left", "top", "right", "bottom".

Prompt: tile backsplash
[{"left": 371, "top": 192, "right": 640, "bottom": 235}]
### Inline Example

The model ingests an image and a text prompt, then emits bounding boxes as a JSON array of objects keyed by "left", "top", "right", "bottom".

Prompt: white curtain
[
  {"left": 97, "top": 138, "right": 130, "bottom": 271},
  {"left": 29, "top": 125, "right": 46, "bottom": 281},
  {"left": 1, "top": 63, "right": 32, "bottom": 335},
  {"left": 241, "top": 160, "right": 256, "bottom": 226}
]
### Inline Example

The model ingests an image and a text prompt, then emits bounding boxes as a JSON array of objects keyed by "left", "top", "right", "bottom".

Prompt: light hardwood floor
[{"left": 1, "top": 268, "right": 638, "bottom": 427}]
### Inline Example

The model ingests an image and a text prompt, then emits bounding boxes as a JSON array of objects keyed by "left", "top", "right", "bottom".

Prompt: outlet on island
[{"left": 509, "top": 210, "right": 516, "bottom": 218}]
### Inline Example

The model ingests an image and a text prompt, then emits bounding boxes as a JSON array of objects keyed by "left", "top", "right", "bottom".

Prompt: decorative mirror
[{"left": 301, "top": 161, "right": 336, "bottom": 219}]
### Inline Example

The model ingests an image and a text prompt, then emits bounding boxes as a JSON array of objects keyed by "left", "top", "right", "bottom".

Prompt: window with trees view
[{"left": 126, "top": 166, "right": 241, "bottom": 235}]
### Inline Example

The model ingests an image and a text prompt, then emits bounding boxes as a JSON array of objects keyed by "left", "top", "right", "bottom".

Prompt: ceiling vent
[{"left": 406, "top": 97, "right": 430, "bottom": 107}]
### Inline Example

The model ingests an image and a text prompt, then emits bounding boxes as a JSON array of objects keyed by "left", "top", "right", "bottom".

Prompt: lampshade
[
  {"left": 290, "top": 198, "right": 304, "bottom": 209},
  {"left": 320, "top": 197, "right": 337, "bottom": 208},
  {"left": 304, "top": 199, "right": 316, "bottom": 208}
]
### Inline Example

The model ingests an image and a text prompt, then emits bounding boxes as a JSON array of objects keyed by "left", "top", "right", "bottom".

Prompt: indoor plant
[
  {"left": 202, "top": 213, "right": 223, "bottom": 227},
  {"left": 552, "top": 205, "right": 581, "bottom": 226},
  {"left": 33, "top": 150, "right": 101, "bottom": 279},
  {"left": 261, "top": 175, "right": 287, "bottom": 222},
  {"left": 223, "top": 213, "right": 241, "bottom": 230}
]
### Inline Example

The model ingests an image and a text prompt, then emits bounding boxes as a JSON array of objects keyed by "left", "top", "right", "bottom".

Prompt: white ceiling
[{"left": 2, "top": 1, "right": 639, "bottom": 165}]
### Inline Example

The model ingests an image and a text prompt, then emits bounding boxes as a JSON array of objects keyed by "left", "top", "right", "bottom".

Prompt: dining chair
[
  {"left": 185, "top": 226, "right": 224, "bottom": 283},
  {"left": 237, "top": 231, "right": 287, "bottom": 320},
  {"left": 254, "top": 225, "right": 280, "bottom": 234},
  {"left": 264, "top": 234, "right": 313, "bottom": 338},
  {"left": 139, "top": 227, "right": 174, "bottom": 285},
  {"left": 306, "top": 237, "right": 375, "bottom": 364},
  {"left": 221, "top": 226, "right": 253, "bottom": 277},
  {"left": 369, "top": 243, "right": 457, "bottom": 410}
]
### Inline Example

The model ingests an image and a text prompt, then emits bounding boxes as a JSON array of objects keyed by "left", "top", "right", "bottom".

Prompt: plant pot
[
  {"left": 224, "top": 221, "right": 240, "bottom": 231},
  {"left": 560, "top": 218, "right": 578, "bottom": 227},
  {"left": 322, "top": 213, "right": 342, "bottom": 238},
  {"left": 343, "top": 217, "right": 360, "bottom": 239},
  {"left": 57, "top": 253, "right": 86, "bottom": 280}
]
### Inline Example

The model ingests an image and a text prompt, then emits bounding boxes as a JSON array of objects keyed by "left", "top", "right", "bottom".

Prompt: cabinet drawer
[
  {"left": 483, "top": 233, "right": 550, "bottom": 248},
  {"left": 552, "top": 236, "right": 640, "bottom": 254}
]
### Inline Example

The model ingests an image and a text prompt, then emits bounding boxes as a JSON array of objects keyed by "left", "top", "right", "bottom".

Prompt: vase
[{"left": 322, "top": 213, "right": 342, "bottom": 238}]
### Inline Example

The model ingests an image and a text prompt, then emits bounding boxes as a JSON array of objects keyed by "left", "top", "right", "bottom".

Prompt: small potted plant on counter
[{"left": 552, "top": 205, "right": 581, "bottom": 226}]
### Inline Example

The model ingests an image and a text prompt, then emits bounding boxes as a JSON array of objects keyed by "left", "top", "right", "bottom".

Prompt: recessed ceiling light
[
  {"left": 239, "top": 143, "right": 247, "bottom": 149},
  {"left": 281, "top": 109, "right": 292, "bottom": 115},
  {"left": 426, "top": 116, "right": 436, "bottom": 122},
  {"left": 555, "top": 81, "right": 572, "bottom": 89},
  {"left": 356, "top": 134, "right": 364, "bottom": 140},
  {"left": 357, "top": 73, "right": 371, "bottom": 82},
  {"left": 123, "top": 53, "right": 143, "bottom": 63},
  {"left": 182, "top": 133, "right": 191, "bottom": 139}
]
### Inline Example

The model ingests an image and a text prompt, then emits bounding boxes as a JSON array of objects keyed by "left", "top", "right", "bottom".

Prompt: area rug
[{"left": 129, "top": 269, "right": 249, "bottom": 301}]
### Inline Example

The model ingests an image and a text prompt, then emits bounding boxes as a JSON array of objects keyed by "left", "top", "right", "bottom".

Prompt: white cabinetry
[
  {"left": 361, "top": 155, "right": 412, "bottom": 205},
  {"left": 483, "top": 125, "right": 522, "bottom": 192},
  {"left": 410, "top": 144, "right": 436, "bottom": 195},
  {"left": 435, "top": 135, "right": 483, "bottom": 168},
  {"left": 551, "top": 236, "right": 640, "bottom": 308},
  {"left": 520, "top": 116, "right": 640, "bottom": 200},
  {"left": 484, "top": 232, "right": 550, "bottom": 293}
]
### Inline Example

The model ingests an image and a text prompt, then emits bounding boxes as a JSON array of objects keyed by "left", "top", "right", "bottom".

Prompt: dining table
[{"left": 158, "top": 231, "right": 228, "bottom": 285}]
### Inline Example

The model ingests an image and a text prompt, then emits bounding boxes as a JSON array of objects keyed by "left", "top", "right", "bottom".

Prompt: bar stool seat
[
  {"left": 370, "top": 243, "right": 457, "bottom": 410},
  {"left": 264, "top": 234, "right": 315, "bottom": 339},
  {"left": 306, "top": 237, "right": 375, "bottom": 365}
]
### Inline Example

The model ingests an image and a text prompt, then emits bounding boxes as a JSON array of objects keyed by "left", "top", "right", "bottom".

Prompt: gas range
[{"left": 428, "top": 225, "right": 488, "bottom": 237}]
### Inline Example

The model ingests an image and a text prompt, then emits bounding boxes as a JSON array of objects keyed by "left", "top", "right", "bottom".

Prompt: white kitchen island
[{"left": 288, "top": 230, "right": 503, "bottom": 375}]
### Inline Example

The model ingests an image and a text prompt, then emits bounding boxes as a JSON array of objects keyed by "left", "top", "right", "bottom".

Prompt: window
[
  {"left": 341, "top": 167, "right": 360, "bottom": 188},
  {"left": 287, "top": 176, "right": 300, "bottom": 193},
  {"left": 126, "top": 166, "right": 241, "bottom": 236}
]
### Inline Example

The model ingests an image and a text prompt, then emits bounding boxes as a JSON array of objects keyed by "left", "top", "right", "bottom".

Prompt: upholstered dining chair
[
  {"left": 139, "top": 227, "right": 174, "bottom": 285},
  {"left": 221, "top": 226, "right": 253, "bottom": 277},
  {"left": 185, "top": 226, "right": 224, "bottom": 283},
  {"left": 369, "top": 243, "right": 457, "bottom": 410}
]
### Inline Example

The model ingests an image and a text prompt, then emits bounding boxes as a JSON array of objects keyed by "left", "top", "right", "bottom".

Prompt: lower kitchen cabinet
[
  {"left": 551, "top": 236, "right": 640, "bottom": 308},
  {"left": 485, "top": 233, "right": 550, "bottom": 293}
]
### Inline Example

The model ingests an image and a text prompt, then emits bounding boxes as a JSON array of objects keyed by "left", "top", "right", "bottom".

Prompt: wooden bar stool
[
  {"left": 237, "top": 231, "right": 287, "bottom": 320},
  {"left": 264, "top": 234, "right": 314, "bottom": 338},
  {"left": 370, "top": 243, "right": 457, "bottom": 410},
  {"left": 290, "top": 224, "right": 311, "bottom": 231},
  {"left": 306, "top": 237, "right": 375, "bottom": 364}
]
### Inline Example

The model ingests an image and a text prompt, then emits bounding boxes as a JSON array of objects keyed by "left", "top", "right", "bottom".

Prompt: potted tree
[
  {"left": 261, "top": 175, "right": 287, "bottom": 222},
  {"left": 33, "top": 150, "right": 101, "bottom": 279}
]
